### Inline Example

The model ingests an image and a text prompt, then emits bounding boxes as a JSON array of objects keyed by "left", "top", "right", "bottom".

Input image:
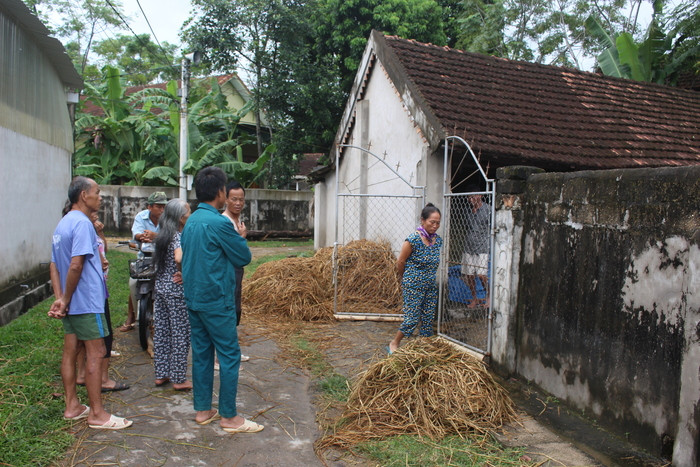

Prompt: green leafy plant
[{"left": 586, "top": 1, "right": 700, "bottom": 84}]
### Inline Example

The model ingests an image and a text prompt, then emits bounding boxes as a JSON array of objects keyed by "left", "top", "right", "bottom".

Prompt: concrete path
[{"left": 59, "top": 326, "right": 322, "bottom": 466}]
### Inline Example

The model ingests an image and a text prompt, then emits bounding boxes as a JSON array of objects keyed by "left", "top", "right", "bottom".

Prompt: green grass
[
  {"left": 290, "top": 336, "right": 349, "bottom": 402},
  {"left": 247, "top": 239, "right": 313, "bottom": 248},
  {"left": 0, "top": 249, "right": 133, "bottom": 466},
  {"left": 354, "top": 433, "right": 529, "bottom": 466},
  {"left": 0, "top": 245, "right": 306, "bottom": 466}
]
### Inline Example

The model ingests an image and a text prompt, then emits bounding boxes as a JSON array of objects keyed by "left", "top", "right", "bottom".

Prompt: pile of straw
[
  {"left": 243, "top": 240, "right": 401, "bottom": 321},
  {"left": 318, "top": 338, "right": 517, "bottom": 449}
]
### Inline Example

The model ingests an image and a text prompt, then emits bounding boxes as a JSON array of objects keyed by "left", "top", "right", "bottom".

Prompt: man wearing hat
[{"left": 118, "top": 192, "right": 167, "bottom": 332}]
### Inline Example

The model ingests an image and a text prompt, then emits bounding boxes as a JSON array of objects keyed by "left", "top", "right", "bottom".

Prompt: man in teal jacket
[{"left": 181, "top": 167, "right": 263, "bottom": 433}]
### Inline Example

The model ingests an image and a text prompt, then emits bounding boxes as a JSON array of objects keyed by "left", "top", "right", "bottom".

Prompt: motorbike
[{"left": 127, "top": 242, "right": 156, "bottom": 351}]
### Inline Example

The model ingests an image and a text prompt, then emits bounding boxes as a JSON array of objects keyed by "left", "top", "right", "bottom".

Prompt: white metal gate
[
  {"left": 333, "top": 145, "right": 425, "bottom": 319},
  {"left": 437, "top": 136, "right": 495, "bottom": 354}
]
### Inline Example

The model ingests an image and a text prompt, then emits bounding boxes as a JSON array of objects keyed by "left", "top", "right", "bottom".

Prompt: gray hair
[
  {"left": 67, "top": 176, "right": 92, "bottom": 204},
  {"left": 154, "top": 199, "right": 190, "bottom": 273}
]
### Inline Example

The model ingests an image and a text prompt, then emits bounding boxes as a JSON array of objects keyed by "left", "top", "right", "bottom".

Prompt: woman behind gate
[{"left": 388, "top": 203, "right": 442, "bottom": 353}]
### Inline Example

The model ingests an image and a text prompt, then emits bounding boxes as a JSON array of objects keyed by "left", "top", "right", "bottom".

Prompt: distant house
[
  {"left": 311, "top": 30, "right": 700, "bottom": 248},
  {"left": 81, "top": 73, "right": 270, "bottom": 163},
  {"left": 0, "top": 0, "right": 82, "bottom": 323},
  {"left": 290, "top": 153, "right": 323, "bottom": 191}
]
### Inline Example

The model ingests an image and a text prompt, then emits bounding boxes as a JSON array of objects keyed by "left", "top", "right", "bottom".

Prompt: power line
[
  {"left": 103, "top": 0, "right": 173, "bottom": 65},
  {"left": 134, "top": 0, "right": 172, "bottom": 60}
]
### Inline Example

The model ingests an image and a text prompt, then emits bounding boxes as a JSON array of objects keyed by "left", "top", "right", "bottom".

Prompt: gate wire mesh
[
  {"left": 334, "top": 194, "right": 422, "bottom": 318},
  {"left": 438, "top": 191, "right": 493, "bottom": 353}
]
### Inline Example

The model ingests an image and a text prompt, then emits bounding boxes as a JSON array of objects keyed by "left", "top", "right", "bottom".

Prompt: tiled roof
[
  {"left": 380, "top": 34, "right": 700, "bottom": 170},
  {"left": 297, "top": 153, "right": 324, "bottom": 177}
]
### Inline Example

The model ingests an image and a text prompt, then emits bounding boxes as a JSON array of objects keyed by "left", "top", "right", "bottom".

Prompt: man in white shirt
[{"left": 221, "top": 181, "right": 250, "bottom": 362}]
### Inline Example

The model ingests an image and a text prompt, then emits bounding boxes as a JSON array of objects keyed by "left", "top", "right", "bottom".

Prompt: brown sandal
[{"left": 118, "top": 323, "right": 135, "bottom": 332}]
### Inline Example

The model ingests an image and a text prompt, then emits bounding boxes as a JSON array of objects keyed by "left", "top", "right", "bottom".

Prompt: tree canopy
[{"left": 24, "top": 0, "right": 700, "bottom": 188}]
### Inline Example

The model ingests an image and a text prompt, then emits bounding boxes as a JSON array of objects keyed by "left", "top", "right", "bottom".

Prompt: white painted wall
[
  {"left": 316, "top": 61, "right": 445, "bottom": 255},
  {"left": 491, "top": 205, "right": 522, "bottom": 372},
  {"left": 0, "top": 126, "right": 71, "bottom": 285}
]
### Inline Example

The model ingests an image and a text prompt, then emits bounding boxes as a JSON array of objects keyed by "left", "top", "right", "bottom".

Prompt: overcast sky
[{"left": 114, "top": 0, "right": 193, "bottom": 51}]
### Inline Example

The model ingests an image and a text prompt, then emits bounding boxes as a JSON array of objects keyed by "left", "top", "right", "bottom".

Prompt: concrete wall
[
  {"left": 492, "top": 165, "right": 700, "bottom": 466},
  {"left": 98, "top": 186, "right": 313, "bottom": 236},
  {"left": 0, "top": 127, "right": 71, "bottom": 325},
  {"left": 316, "top": 61, "right": 441, "bottom": 252}
]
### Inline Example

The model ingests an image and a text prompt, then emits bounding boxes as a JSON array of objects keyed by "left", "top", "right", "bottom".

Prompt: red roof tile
[
  {"left": 297, "top": 153, "right": 324, "bottom": 176},
  {"left": 381, "top": 34, "right": 700, "bottom": 170}
]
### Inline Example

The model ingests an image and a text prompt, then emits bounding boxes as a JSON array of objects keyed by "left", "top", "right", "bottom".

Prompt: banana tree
[
  {"left": 585, "top": 0, "right": 699, "bottom": 85},
  {"left": 75, "top": 69, "right": 274, "bottom": 187}
]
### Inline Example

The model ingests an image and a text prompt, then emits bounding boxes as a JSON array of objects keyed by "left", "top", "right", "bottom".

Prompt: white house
[
  {"left": 311, "top": 30, "right": 700, "bottom": 251},
  {"left": 0, "top": 0, "right": 82, "bottom": 324}
]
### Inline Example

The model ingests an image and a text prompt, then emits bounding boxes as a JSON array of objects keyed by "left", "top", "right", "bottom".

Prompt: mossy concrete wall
[
  {"left": 510, "top": 166, "right": 700, "bottom": 465},
  {"left": 98, "top": 186, "right": 313, "bottom": 237}
]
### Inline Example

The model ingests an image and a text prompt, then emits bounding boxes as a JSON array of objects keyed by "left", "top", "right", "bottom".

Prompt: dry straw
[
  {"left": 317, "top": 338, "right": 518, "bottom": 450},
  {"left": 243, "top": 240, "right": 401, "bottom": 321}
]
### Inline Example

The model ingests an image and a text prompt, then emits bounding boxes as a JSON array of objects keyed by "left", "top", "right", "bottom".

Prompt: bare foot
[{"left": 173, "top": 381, "right": 193, "bottom": 391}]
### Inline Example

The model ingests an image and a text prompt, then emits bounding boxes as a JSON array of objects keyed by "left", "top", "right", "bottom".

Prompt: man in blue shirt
[
  {"left": 50, "top": 176, "right": 132, "bottom": 430},
  {"left": 120, "top": 191, "right": 167, "bottom": 332},
  {"left": 181, "top": 167, "right": 262, "bottom": 433}
]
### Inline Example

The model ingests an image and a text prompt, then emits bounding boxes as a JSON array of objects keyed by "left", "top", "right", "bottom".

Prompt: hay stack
[
  {"left": 318, "top": 338, "right": 517, "bottom": 449},
  {"left": 335, "top": 239, "right": 401, "bottom": 314},
  {"left": 243, "top": 240, "right": 401, "bottom": 320}
]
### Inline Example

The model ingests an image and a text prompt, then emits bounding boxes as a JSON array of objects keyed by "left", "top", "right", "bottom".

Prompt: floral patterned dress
[{"left": 399, "top": 231, "right": 442, "bottom": 337}]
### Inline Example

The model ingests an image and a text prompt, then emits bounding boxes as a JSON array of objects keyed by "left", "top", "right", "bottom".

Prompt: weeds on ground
[
  {"left": 354, "top": 433, "right": 529, "bottom": 466},
  {"left": 290, "top": 336, "right": 349, "bottom": 402},
  {"left": 0, "top": 248, "right": 133, "bottom": 466},
  {"left": 247, "top": 239, "right": 313, "bottom": 249},
  {"left": 0, "top": 297, "right": 73, "bottom": 466}
]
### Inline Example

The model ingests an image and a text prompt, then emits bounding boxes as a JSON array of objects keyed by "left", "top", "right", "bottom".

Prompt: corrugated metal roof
[{"left": 1, "top": 0, "right": 82, "bottom": 89}]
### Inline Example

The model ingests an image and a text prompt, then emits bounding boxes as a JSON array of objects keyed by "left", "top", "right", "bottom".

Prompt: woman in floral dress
[
  {"left": 153, "top": 199, "right": 192, "bottom": 390},
  {"left": 388, "top": 203, "right": 442, "bottom": 353}
]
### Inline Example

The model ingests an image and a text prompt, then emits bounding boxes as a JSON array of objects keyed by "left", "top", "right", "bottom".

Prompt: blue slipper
[{"left": 385, "top": 345, "right": 393, "bottom": 355}]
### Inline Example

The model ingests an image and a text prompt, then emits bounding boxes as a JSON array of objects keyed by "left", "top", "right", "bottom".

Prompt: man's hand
[
  {"left": 238, "top": 221, "right": 247, "bottom": 239},
  {"left": 139, "top": 229, "right": 157, "bottom": 243},
  {"left": 48, "top": 298, "right": 68, "bottom": 319}
]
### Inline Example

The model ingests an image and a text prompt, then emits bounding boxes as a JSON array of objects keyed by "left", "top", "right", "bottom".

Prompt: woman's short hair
[{"left": 421, "top": 203, "right": 441, "bottom": 220}]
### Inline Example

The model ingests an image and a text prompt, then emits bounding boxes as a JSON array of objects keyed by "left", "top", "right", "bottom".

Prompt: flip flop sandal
[
  {"left": 196, "top": 409, "right": 221, "bottom": 425},
  {"left": 101, "top": 381, "right": 130, "bottom": 392},
  {"left": 118, "top": 323, "right": 135, "bottom": 332},
  {"left": 222, "top": 419, "right": 264, "bottom": 433},
  {"left": 63, "top": 405, "right": 90, "bottom": 421},
  {"left": 89, "top": 414, "right": 133, "bottom": 430}
]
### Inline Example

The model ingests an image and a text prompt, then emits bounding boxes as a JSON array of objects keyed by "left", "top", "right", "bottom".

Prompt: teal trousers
[{"left": 188, "top": 308, "right": 241, "bottom": 418}]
